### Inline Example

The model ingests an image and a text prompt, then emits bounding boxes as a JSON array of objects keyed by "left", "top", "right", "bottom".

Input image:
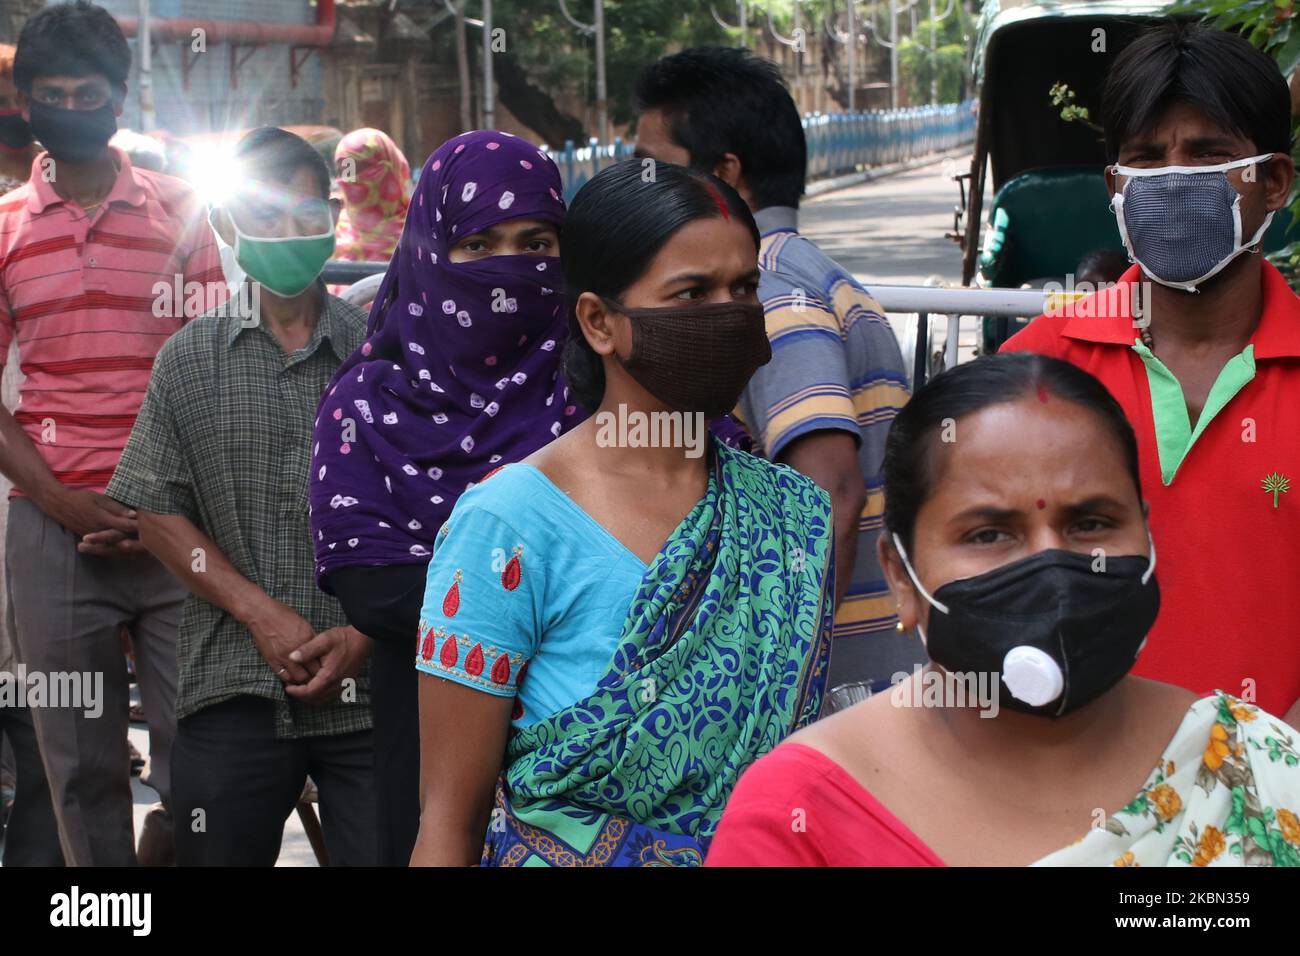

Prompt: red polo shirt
[
  {"left": 0, "top": 147, "right": 223, "bottom": 493},
  {"left": 1002, "top": 263, "right": 1300, "bottom": 715}
]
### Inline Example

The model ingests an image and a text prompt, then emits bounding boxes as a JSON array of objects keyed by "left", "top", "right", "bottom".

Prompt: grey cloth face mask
[{"left": 1110, "top": 154, "right": 1277, "bottom": 293}]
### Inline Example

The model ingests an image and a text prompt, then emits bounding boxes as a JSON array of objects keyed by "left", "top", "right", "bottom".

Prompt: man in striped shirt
[
  {"left": 0, "top": 2, "right": 224, "bottom": 865},
  {"left": 635, "top": 48, "right": 921, "bottom": 695}
]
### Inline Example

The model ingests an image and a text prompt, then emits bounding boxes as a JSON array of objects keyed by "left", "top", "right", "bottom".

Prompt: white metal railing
[
  {"left": 328, "top": 276, "right": 1065, "bottom": 389},
  {"left": 862, "top": 284, "right": 1065, "bottom": 386}
]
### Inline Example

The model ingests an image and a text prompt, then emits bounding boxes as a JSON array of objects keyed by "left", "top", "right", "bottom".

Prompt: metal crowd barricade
[
  {"left": 863, "top": 284, "right": 1056, "bottom": 388},
  {"left": 540, "top": 101, "right": 976, "bottom": 199},
  {"left": 544, "top": 137, "right": 638, "bottom": 203},
  {"left": 801, "top": 100, "right": 977, "bottom": 182}
]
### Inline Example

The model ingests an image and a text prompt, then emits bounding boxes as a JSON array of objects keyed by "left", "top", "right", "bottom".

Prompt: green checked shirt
[{"left": 108, "top": 291, "right": 372, "bottom": 739}]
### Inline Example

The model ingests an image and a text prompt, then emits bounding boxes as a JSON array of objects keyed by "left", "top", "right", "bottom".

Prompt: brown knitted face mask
[{"left": 601, "top": 296, "right": 771, "bottom": 418}]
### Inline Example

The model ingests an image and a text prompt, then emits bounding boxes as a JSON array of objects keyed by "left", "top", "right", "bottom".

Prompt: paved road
[
  {"left": 801, "top": 155, "right": 969, "bottom": 286},
  {"left": 799, "top": 154, "right": 982, "bottom": 369}
]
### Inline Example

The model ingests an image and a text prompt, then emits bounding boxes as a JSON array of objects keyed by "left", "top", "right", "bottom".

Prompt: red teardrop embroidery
[
  {"left": 490, "top": 653, "right": 511, "bottom": 684},
  {"left": 419, "top": 627, "right": 436, "bottom": 661},
  {"left": 511, "top": 698, "right": 524, "bottom": 721},
  {"left": 516, "top": 660, "right": 529, "bottom": 687},
  {"left": 439, "top": 634, "right": 459, "bottom": 668},
  {"left": 465, "top": 643, "right": 485, "bottom": 677},
  {"left": 501, "top": 545, "right": 523, "bottom": 591},
  {"left": 442, "top": 570, "right": 463, "bottom": 617}
]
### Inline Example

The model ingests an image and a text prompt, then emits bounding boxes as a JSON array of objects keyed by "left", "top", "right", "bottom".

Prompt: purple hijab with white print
[{"left": 310, "top": 130, "right": 580, "bottom": 584}]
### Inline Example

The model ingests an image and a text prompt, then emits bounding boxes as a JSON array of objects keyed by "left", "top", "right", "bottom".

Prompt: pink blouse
[{"left": 706, "top": 743, "right": 946, "bottom": 867}]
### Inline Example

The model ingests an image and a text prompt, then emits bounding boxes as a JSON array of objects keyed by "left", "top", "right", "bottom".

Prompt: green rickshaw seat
[{"left": 978, "top": 165, "right": 1122, "bottom": 288}]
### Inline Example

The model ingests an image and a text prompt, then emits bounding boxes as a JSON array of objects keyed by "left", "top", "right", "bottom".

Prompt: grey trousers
[{"left": 7, "top": 496, "right": 183, "bottom": 866}]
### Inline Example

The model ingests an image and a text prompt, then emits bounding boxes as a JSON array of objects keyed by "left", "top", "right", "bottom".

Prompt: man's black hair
[
  {"left": 1102, "top": 20, "right": 1292, "bottom": 163},
  {"left": 634, "top": 46, "right": 807, "bottom": 210},
  {"left": 1076, "top": 248, "right": 1130, "bottom": 284},
  {"left": 13, "top": 1, "right": 131, "bottom": 94},
  {"left": 234, "top": 126, "right": 332, "bottom": 199}
]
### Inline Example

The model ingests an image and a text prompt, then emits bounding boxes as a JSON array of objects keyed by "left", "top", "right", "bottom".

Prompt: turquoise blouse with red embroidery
[{"left": 414, "top": 463, "right": 647, "bottom": 728}]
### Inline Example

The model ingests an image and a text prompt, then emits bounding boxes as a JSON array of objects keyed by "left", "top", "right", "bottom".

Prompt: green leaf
[
  {"left": 1277, "top": 29, "right": 1300, "bottom": 78},
  {"left": 1247, "top": 816, "right": 1270, "bottom": 850},
  {"left": 1120, "top": 795, "right": 1149, "bottom": 816},
  {"left": 1224, "top": 792, "right": 1247, "bottom": 835}
]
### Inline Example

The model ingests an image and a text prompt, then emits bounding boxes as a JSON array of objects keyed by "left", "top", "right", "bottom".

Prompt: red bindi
[
  {"left": 1036, "top": 498, "right": 1047, "bottom": 510},
  {"left": 1036, "top": 384, "right": 1049, "bottom": 403}
]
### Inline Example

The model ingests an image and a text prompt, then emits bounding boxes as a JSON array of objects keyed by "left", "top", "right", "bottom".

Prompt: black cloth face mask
[
  {"left": 893, "top": 535, "right": 1160, "bottom": 717},
  {"left": 0, "top": 110, "right": 33, "bottom": 150},
  {"left": 601, "top": 296, "right": 772, "bottom": 419},
  {"left": 27, "top": 101, "right": 116, "bottom": 163}
]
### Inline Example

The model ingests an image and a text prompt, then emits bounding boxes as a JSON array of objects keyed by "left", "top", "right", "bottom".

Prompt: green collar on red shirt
[
  {"left": 1133, "top": 341, "right": 1255, "bottom": 486},
  {"left": 24, "top": 145, "right": 149, "bottom": 215},
  {"left": 1059, "top": 261, "right": 1300, "bottom": 360},
  {"left": 1059, "top": 260, "right": 1300, "bottom": 485}
]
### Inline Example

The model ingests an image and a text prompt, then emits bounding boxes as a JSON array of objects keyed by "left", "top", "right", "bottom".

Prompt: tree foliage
[
  {"left": 898, "top": 5, "right": 976, "bottom": 105},
  {"left": 488, "top": 0, "right": 727, "bottom": 138}
]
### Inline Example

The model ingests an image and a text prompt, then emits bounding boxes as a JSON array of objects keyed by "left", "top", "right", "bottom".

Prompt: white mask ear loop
[
  {"left": 891, "top": 533, "right": 949, "bottom": 616},
  {"left": 1110, "top": 153, "right": 1277, "bottom": 179},
  {"left": 1133, "top": 531, "right": 1159, "bottom": 658},
  {"left": 1141, "top": 531, "right": 1157, "bottom": 586}
]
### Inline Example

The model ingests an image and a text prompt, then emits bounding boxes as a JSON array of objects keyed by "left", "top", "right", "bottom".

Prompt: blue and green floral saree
[{"left": 481, "top": 439, "right": 834, "bottom": 866}]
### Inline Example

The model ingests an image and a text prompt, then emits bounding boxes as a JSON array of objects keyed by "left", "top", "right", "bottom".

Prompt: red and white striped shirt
[{"left": 0, "top": 146, "right": 224, "bottom": 494}]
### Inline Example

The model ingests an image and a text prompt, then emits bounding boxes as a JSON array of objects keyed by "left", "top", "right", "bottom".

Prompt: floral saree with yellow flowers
[{"left": 1036, "top": 692, "right": 1300, "bottom": 866}]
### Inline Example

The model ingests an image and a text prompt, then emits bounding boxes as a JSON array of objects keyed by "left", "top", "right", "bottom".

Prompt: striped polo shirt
[
  {"left": 739, "top": 206, "right": 918, "bottom": 687},
  {"left": 0, "top": 146, "right": 224, "bottom": 494}
]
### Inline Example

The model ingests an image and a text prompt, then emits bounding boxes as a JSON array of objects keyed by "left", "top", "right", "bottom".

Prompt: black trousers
[
  {"left": 328, "top": 564, "right": 426, "bottom": 867},
  {"left": 0, "top": 701, "right": 64, "bottom": 866},
  {"left": 171, "top": 696, "right": 377, "bottom": 866}
]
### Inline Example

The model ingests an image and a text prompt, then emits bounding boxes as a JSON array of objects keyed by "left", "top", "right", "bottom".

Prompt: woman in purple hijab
[{"left": 309, "top": 130, "right": 579, "bottom": 865}]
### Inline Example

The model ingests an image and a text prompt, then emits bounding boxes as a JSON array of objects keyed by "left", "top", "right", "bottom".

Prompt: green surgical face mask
[{"left": 227, "top": 214, "right": 336, "bottom": 298}]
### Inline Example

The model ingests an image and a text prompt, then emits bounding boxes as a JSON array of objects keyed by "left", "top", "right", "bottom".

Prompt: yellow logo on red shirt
[{"left": 1261, "top": 472, "right": 1290, "bottom": 509}]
